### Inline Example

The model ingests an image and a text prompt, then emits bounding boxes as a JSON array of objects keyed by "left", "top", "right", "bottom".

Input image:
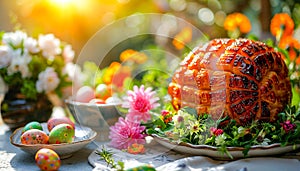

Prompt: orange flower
[
  {"left": 103, "top": 62, "right": 121, "bottom": 85},
  {"left": 278, "top": 36, "right": 300, "bottom": 61},
  {"left": 289, "top": 38, "right": 300, "bottom": 61},
  {"left": 111, "top": 65, "right": 131, "bottom": 88},
  {"left": 296, "top": 56, "right": 300, "bottom": 65},
  {"left": 270, "top": 13, "right": 294, "bottom": 39},
  {"left": 224, "top": 13, "right": 251, "bottom": 33},
  {"left": 172, "top": 27, "right": 192, "bottom": 50},
  {"left": 127, "top": 143, "right": 145, "bottom": 154},
  {"left": 120, "top": 49, "right": 147, "bottom": 64}
]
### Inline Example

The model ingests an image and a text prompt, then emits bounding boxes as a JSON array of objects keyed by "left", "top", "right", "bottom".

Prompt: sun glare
[
  {"left": 48, "top": 0, "right": 88, "bottom": 11},
  {"left": 50, "top": 0, "right": 73, "bottom": 6}
]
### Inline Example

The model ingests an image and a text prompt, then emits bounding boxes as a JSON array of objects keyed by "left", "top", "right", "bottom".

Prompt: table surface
[
  {"left": 2, "top": 110, "right": 300, "bottom": 171},
  {"left": 3, "top": 122, "right": 300, "bottom": 171}
]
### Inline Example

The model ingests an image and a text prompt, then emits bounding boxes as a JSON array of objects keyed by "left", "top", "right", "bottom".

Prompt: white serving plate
[{"left": 152, "top": 134, "right": 300, "bottom": 160}]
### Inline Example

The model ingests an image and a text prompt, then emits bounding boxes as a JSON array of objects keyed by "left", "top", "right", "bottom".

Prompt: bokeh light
[{"left": 198, "top": 8, "right": 214, "bottom": 25}]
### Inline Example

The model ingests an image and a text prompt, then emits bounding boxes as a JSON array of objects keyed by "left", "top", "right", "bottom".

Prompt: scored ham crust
[{"left": 168, "top": 38, "right": 292, "bottom": 125}]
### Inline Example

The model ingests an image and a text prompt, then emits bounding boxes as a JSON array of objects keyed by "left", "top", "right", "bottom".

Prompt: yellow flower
[
  {"left": 224, "top": 13, "right": 251, "bottom": 34},
  {"left": 172, "top": 27, "right": 192, "bottom": 50}
]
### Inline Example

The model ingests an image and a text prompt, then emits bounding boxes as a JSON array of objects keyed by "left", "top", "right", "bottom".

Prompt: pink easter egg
[
  {"left": 75, "top": 86, "right": 95, "bottom": 103},
  {"left": 47, "top": 117, "right": 75, "bottom": 131}
]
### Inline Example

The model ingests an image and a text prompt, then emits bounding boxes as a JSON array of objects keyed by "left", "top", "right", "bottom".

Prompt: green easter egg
[
  {"left": 49, "top": 123, "right": 75, "bottom": 144},
  {"left": 126, "top": 165, "right": 156, "bottom": 171},
  {"left": 22, "top": 121, "right": 43, "bottom": 134}
]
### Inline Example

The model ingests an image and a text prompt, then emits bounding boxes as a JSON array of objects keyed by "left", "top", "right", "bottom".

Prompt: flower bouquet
[{"left": 0, "top": 30, "right": 78, "bottom": 128}]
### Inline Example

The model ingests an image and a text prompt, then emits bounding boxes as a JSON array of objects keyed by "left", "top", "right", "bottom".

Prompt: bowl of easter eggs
[
  {"left": 10, "top": 117, "right": 97, "bottom": 159},
  {"left": 65, "top": 84, "right": 123, "bottom": 142}
]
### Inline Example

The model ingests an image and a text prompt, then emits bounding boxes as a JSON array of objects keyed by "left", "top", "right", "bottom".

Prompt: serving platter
[
  {"left": 152, "top": 134, "right": 300, "bottom": 160},
  {"left": 10, "top": 123, "right": 97, "bottom": 159}
]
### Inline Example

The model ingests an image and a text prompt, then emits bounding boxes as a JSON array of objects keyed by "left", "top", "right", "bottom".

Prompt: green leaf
[
  {"left": 0, "top": 31, "right": 4, "bottom": 40},
  {"left": 153, "top": 118, "right": 166, "bottom": 130},
  {"left": 21, "top": 79, "right": 37, "bottom": 100},
  {"left": 216, "top": 115, "right": 230, "bottom": 127},
  {"left": 242, "top": 145, "right": 251, "bottom": 157},
  {"left": 181, "top": 107, "right": 198, "bottom": 118},
  {"left": 246, "top": 34, "right": 259, "bottom": 41}
]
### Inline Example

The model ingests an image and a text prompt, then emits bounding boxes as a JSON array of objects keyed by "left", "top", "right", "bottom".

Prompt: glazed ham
[{"left": 168, "top": 39, "right": 292, "bottom": 125}]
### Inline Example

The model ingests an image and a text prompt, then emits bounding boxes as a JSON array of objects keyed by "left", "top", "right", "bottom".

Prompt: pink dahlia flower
[
  {"left": 109, "top": 117, "right": 146, "bottom": 150},
  {"left": 122, "top": 85, "right": 160, "bottom": 123}
]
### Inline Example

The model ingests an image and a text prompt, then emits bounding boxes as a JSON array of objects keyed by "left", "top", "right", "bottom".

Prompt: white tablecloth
[{"left": 89, "top": 141, "right": 300, "bottom": 171}]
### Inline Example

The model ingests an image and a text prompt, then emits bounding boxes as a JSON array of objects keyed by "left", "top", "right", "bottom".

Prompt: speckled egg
[
  {"left": 49, "top": 123, "right": 75, "bottom": 144},
  {"left": 21, "top": 129, "right": 49, "bottom": 144},
  {"left": 47, "top": 117, "right": 75, "bottom": 132},
  {"left": 22, "top": 121, "right": 43, "bottom": 134},
  {"left": 35, "top": 148, "right": 61, "bottom": 171}
]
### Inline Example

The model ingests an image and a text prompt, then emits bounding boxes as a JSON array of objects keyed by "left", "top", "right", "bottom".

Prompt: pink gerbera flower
[
  {"left": 109, "top": 117, "right": 146, "bottom": 150},
  {"left": 122, "top": 85, "right": 160, "bottom": 123}
]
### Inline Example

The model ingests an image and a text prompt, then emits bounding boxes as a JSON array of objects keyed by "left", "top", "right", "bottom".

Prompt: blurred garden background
[
  {"left": 1, "top": 0, "right": 300, "bottom": 65},
  {"left": 1, "top": 0, "right": 300, "bottom": 107}
]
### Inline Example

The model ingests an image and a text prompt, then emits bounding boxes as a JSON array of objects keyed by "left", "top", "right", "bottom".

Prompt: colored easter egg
[
  {"left": 49, "top": 124, "right": 75, "bottom": 144},
  {"left": 22, "top": 121, "right": 43, "bottom": 134},
  {"left": 89, "top": 98, "right": 105, "bottom": 104},
  {"left": 47, "top": 117, "right": 75, "bottom": 131},
  {"left": 95, "top": 84, "right": 110, "bottom": 100},
  {"left": 75, "top": 86, "right": 95, "bottom": 103},
  {"left": 21, "top": 129, "right": 49, "bottom": 144},
  {"left": 126, "top": 164, "right": 156, "bottom": 171},
  {"left": 35, "top": 148, "right": 61, "bottom": 171},
  {"left": 105, "top": 96, "right": 122, "bottom": 104}
]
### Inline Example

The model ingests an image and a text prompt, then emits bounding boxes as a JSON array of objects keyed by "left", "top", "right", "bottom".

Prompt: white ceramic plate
[
  {"left": 10, "top": 123, "right": 97, "bottom": 159},
  {"left": 152, "top": 134, "right": 300, "bottom": 160}
]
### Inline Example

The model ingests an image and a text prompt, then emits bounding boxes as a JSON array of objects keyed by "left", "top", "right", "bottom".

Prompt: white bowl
[
  {"left": 65, "top": 100, "right": 123, "bottom": 142},
  {"left": 10, "top": 123, "right": 97, "bottom": 159}
]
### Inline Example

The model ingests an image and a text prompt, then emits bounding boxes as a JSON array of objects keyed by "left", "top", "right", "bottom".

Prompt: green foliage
[
  {"left": 21, "top": 79, "right": 38, "bottom": 100},
  {"left": 81, "top": 61, "right": 104, "bottom": 87},
  {"left": 95, "top": 146, "right": 156, "bottom": 171},
  {"left": 95, "top": 146, "right": 124, "bottom": 171},
  {"left": 149, "top": 106, "right": 300, "bottom": 158}
]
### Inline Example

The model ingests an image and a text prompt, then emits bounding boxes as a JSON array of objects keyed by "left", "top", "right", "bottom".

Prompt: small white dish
[
  {"left": 65, "top": 99, "right": 123, "bottom": 142},
  {"left": 10, "top": 123, "right": 97, "bottom": 159}
]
